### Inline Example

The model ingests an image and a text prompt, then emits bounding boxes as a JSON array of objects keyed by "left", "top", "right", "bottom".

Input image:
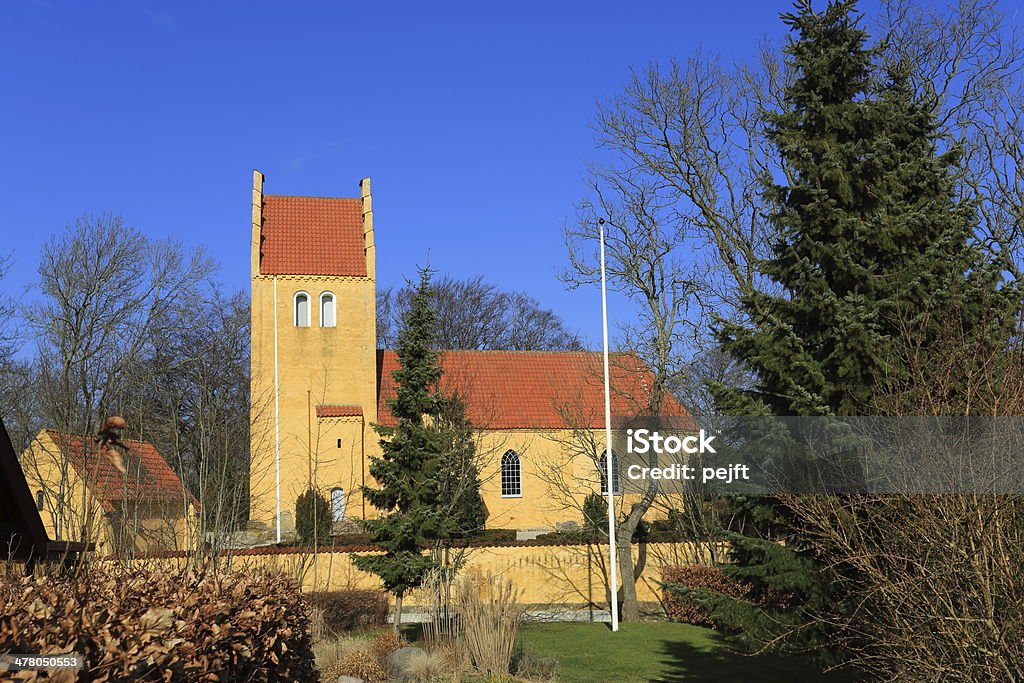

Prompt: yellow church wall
[
  {"left": 472, "top": 429, "right": 674, "bottom": 531},
  {"left": 249, "top": 275, "right": 379, "bottom": 533},
  {"left": 21, "top": 430, "right": 104, "bottom": 547}
]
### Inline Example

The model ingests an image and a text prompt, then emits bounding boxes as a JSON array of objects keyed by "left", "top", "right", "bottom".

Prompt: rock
[
  {"left": 337, "top": 676, "right": 364, "bottom": 683},
  {"left": 383, "top": 646, "right": 429, "bottom": 678}
]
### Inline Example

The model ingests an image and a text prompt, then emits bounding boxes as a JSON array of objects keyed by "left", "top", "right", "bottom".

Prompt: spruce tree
[
  {"left": 434, "top": 391, "right": 487, "bottom": 540},
  {"left": 700, "top": 0, "right": 1018, "bottom": 657},
  {"left": 715, "top": 0, "right": 1015, "bottom": 417},
  {"left": 353, "top": 268, "right": 448, "bottom": 632}
]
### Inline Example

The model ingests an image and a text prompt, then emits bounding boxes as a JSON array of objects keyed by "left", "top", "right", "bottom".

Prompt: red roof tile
[
  {"left": 43, "top": 431, "right": 197, "bottom": 512},
  {"left": 316, "top": 404, "right": 363, "bottom": 418},
  {"left": 376, "top": 351, "right": 688, "bottom": 429},
  {"left": 260, "top": 195, "right": 366, "bottom": 276}
]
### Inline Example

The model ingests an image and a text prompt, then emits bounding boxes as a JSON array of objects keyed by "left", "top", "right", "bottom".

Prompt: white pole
[
  {"left": 273, "top": 276, "right": 282, "bottom": 544},
  {"left": 599, "top": 218, "right": 620, "bottom": 632}
]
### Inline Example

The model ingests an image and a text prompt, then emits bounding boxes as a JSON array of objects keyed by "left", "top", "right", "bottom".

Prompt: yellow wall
[{"left": 164, "top": 542, "right": 712, "bottom": 608}]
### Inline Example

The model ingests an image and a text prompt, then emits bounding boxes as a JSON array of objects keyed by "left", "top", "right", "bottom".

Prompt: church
[{"left": 247, "top": 171, "right": 687, "bottom": 542}]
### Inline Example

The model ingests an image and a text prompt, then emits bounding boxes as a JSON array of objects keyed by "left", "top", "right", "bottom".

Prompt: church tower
[{"left": 248, "top": 170, "right": 377, "bottom": 541}]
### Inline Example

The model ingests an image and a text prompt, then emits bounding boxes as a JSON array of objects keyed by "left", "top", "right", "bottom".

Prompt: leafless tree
[
  {"left": 377, "top": 275, "right": 582, "bottom": 351},
  {"left": 24, "top": 213, "right": 215, "bottom": 543},
  {"left": 785, "top": 305, "right": 1024, "bottom": 680},
  {"left": 120, "top": 290, "right": 255, "bottom": 553}
]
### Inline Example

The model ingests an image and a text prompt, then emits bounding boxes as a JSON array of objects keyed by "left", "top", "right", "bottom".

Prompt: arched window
[
  {"left": 331, "top": 487, "right": 345, "bottom": 522},
  {"left": 294, "top": 291, "right": 310, "bottom": 327},
  {"left": 35, "top": 490, "right": 44, "bottom": 511},
  {"left": 501, "top": 450, "right": 522, "bottom": 497},
  {"left": 320, "top": 292, "right": 336, "bottom": 327},
  {"left": 600, "top": 450, "right": 621, "bottom": 496}
]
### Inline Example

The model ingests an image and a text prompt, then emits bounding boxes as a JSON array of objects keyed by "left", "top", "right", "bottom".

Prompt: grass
[{"left": 517, "top": 622, "right": 861, "bottom": 683}]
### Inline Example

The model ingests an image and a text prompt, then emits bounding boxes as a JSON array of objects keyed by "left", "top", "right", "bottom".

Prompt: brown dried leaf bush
[
  {"left": 0, "top": 564, "right": 318, "bottom": 681},
  {"left": 303, "top": 588, "right": 389, "bottom": 635},
  {"left": 325, "top": 647, "right": 388, "bottom": 683},
  {"left": 661, "top": 564, "right": 752, "bottom": 628}
]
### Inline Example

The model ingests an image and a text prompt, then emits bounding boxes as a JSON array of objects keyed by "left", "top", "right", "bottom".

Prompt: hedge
[{"left": 0, "top": 564, "right": 318, "bottom": 681}]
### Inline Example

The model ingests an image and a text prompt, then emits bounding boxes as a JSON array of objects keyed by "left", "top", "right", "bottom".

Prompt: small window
[
  {"left": 337, "top": 438, "right": 342, "bottom": 449},
  {"left": 331, "top": 487, "right": 346, "bottom": 522},
  {"left": 600, "top": 450, "right": 621, "bottom": 496},
  {"left": 294, "top": 292, "right": 310, "bottom": 327},
  {"left": 35, "top": 490, "right": 44, "bottom": 511},
  {"left": 320, "top": 292, "right": 336, "bottom": 327},
  {"left": 501, "top": 450, "right": 522, "bottom": 497}
]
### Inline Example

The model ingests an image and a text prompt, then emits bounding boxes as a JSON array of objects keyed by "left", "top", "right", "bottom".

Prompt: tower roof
[
  {"left": 376, "top": 350, "right": 689, "bottom": 430},
  {"left": 259, "top": 195, "right": 366, "bottom": 276}
]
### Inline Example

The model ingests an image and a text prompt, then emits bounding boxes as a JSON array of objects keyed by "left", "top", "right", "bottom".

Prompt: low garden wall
[{"left": 143, "top": 541, "right": 715, "bottom": 608}]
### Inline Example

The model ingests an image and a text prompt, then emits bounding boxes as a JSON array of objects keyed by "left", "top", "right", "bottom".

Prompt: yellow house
[
  {"left": 248, "top": 170, "right": 688, "bottom": 542},
  {"left": 20, "top": 430, "right": 197, "bottom": 556}
]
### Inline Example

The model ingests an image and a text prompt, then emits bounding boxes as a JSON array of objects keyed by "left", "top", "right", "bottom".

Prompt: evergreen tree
[
  {"left": 434, "top": 391, "right": 487, "bottom": 539},
  {"left": 353, "top": 269, "right": 449, "bottom": 632},
  {"left": 701, "top": 0, "right": 1018, "bottom": 658},
  {"left": 295, "top": 487, "right": 331, "bottom": 545},
  {"left": 715, "top": 0, "right": 1016, "bottom": 418}
]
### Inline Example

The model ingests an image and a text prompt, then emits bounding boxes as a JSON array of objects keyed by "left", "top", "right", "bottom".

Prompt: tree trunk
[
  {"left": 616, "top": 533, "right": 640, "bottom": 621},
  {"left": 393, "top": 591, "right": 403, "bottom": 635}
]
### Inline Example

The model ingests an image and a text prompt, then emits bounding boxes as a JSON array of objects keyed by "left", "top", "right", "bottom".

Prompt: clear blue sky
[{"left": 0, "top": 0, "right": 929, "bottom": 347}]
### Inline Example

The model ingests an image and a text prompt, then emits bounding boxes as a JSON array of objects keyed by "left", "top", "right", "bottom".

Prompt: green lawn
[{"left": 517, "top": 622, "right": 860, "bottom": 683}]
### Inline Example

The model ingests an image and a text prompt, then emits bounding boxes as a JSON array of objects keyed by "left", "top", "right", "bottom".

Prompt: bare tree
[
  {"left": 562, "top": 174, "right": 699, "bottom": 620},
  {"left": 24, "top": 213, "right": 215, "bottom": 543},
  {"left": 785, "top": 306, "right": 1024, "bottom": 680},
  {"left": 377, "top": 275, "right": 582, "bottom": 351},
  {"left": 121, "top": 290, "right": 254, "bottom": 552}
]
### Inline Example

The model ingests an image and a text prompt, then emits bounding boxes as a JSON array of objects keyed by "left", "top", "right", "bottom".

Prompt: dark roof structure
[{"left": 0, "top": 419, "right": 89, "bottom": 568}]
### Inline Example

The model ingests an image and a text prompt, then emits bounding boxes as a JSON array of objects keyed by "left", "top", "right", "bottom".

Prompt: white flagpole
[{"left": 599, "top": 217, "right": 619, "bottom": 632}]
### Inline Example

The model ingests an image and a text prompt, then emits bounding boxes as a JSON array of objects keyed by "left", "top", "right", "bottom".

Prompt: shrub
[
  {"left": 662, "top": 564, "right": 752, "bottom": 628},
  {"left": 296, "top": 487, "right": 332, "bottom": 544},
  {"left": 368, "top": 629, "right": 406, "bottom": 660},
  {"left": 0, "top": 565, "right": 317, "bottom": 681},
  {"left": 329, "top": 647, "right": 388, "bottom": 683},
  {"left": 582, "top": 492, "right": 606, "bottom": 538},
  {"left": 304, "top": 589, "right": 390, "bottom": 634}
]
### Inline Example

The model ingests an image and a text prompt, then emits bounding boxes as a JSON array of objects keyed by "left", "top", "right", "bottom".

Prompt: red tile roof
[
  {"left": 376, "top": 350, "right": 688, "bottom": 429},
  {"left": 43, "top": 431, "right": 197, "bottom": 512},
  {"left": 260, "top": 195, "right": 366, "bottom": 276},
  {"left": 316, "top": 404, "right": 363, "bottom": 418}
]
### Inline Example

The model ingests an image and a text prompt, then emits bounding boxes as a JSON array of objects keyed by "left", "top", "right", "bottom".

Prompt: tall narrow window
[
  {"left": 501, "top": 450, "right": 522, "bottom": 497},
  {"left": 294, "top": 291, "right": 310, "bottom": 327},
  {"left": 331, "top": 487, "right": 345, "bottom": 522},
  {"left": 320, "top": 292, "right": 336, "bottom": 327},
  {"left": 35, "top": 490, "right": 44, "bottom": 511},
  {"left": 600, "top": 450, "right": 621, "bottom": 495}
]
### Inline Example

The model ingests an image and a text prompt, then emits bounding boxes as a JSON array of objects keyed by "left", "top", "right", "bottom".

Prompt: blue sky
[{"left": 2, "top": 0, "right": 921, "bottom": 347}]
